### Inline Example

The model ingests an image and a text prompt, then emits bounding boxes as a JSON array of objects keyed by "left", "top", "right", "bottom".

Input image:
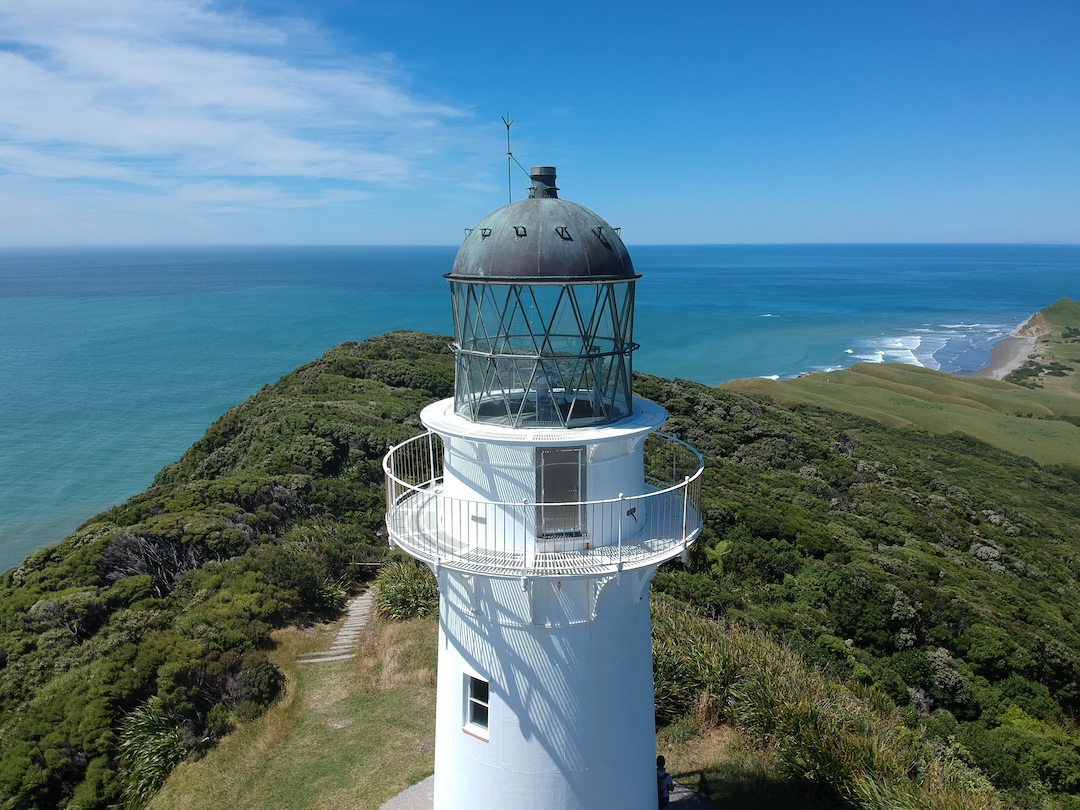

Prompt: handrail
[{"left": 383, "top": 430, "right": 704, "bottom": 577}]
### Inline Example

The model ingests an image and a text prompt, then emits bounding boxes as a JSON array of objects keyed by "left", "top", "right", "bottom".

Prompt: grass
[
  {"left": 724, "top": 362, "right": 1080, "bottom": 466},
  {"left": 148, "top": 610, "right": 437, "bottom": 810},
  {"left": 151, "top": 599, "right": 852, "bottom": 810},
  {"left": 148, "top": 594, "right": 1012, "bottom": 810}
]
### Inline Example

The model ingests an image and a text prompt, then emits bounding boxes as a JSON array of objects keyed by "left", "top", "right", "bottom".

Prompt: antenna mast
[{"left": 502, "top": 113, "right": 515, "bottom": 204}]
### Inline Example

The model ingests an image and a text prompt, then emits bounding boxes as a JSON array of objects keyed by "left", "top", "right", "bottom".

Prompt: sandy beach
[
  {"left": 967, "top": 311, "right": 1050, "bottom": 381},
  {"left": 967, "top": 335, "right": 1038, "bottom": 380}
]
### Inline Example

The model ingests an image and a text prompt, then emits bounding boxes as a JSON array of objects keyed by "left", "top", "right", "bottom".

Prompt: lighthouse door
[{"left": 535, "top": 447, "right": 586, "bottom": 547}]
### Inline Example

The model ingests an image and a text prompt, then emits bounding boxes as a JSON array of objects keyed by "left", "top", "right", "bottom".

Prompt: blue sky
[{"left": 1, "top": 0, "right": 1077, "bottom": 245}]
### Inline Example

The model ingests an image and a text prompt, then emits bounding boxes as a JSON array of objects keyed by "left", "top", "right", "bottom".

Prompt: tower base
[{"left": 432, "top": 567, "right": 658, "bottom": 810}]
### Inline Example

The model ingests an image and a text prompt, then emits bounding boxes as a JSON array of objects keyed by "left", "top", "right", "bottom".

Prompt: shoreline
[
  {"left": 966, "top": 335, "right": 1037, "bottom": 381},
  {"left": 966, "top": 310, "right": 1048, "bottom": 381}
]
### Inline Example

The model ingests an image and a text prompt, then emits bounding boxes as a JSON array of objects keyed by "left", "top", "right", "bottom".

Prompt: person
[{"left": 656, "top": 755, "right": 674, "bottom": 808}]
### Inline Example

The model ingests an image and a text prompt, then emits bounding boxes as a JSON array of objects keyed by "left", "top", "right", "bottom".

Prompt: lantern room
[{"left": 448, "top": 166, "right": 639, "bottom": 428}]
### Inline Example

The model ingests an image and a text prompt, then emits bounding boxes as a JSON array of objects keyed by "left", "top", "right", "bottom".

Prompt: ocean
[{"left": 1, "top": 243, "right": 1078, "bottom": 573}]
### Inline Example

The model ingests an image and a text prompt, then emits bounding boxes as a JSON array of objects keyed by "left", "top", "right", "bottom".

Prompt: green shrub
[
  {"left": 374, "top": 560, "right": 439, "bottom": 620},
  {"left": 117, "top": 696, "right": 186, "bottom": 809},
  {"left": 652, "top": 569, "right": 733, "bottom": 617}
]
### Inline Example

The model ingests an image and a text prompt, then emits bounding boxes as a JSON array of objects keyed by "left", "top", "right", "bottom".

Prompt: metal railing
[{"left": 383, "top": 431, "right": 704, "bottom": 578}]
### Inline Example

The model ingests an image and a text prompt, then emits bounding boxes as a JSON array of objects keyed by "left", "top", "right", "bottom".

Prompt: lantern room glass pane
[{"left": 450, "top": 279, "right": 636, "bottom": 427}]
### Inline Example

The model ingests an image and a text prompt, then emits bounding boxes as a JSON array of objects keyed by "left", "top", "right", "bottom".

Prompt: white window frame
[{"left": 463, "top": 673, "right": 490, "bottom": 741}]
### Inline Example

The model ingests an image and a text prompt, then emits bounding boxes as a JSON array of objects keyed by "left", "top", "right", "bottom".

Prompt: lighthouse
[{"left": 383, "top": 167, "right": 703, "bottom": 809}]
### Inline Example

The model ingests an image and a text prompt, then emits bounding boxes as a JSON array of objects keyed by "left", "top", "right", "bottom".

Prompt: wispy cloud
[
  {"left": 0, "top": 0, "right": 474, "bottom": 237},
  {"left": 173, "top": 180, "right": 369, "bottom": 211}
]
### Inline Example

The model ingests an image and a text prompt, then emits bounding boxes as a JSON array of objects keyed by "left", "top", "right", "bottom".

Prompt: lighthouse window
[{"left": 466, "top": 675, "right": 490, "bottom": 734}]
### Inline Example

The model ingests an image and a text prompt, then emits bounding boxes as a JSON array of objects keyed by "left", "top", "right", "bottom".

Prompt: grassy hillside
[
  {"left": 722, "top": 298, "right": 1080, "bottom": 468},
  {"left": 3, "top": 327, "right": 1080, "bottom": 808}
]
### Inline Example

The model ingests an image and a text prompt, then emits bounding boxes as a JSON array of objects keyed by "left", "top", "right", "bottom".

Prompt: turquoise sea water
[{"left": 2, "top": 244, "right": 1078, "bottom": 573}]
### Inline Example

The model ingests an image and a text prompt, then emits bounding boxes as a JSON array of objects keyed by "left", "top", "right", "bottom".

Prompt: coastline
[
  {"left": 966, "top": 335, "right": 1037, "bottom": 380},
  {"left": 966, "top": 310, "right": 1050, "bottom": 381}
]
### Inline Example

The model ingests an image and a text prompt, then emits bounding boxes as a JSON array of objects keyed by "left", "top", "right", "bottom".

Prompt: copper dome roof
[{"left": 449, "top": 167, "right": 637, "bottom": 281}]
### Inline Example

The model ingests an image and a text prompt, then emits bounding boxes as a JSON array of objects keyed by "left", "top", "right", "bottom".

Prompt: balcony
[{"left": 383, "top": 431, "right": 704, "bottom": 578}]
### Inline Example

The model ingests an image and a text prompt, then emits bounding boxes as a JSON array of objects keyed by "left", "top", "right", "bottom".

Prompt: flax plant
[
  {"left": 373, "top": 558, "right": 439, "bottom": 620},
  {"left": 117, "top": 697, "right": 187, "bottom": 809}
]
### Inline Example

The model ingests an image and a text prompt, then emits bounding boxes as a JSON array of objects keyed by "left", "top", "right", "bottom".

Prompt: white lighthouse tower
[{"left": 383, "top": 167, "right": 703, "bottom": 809}]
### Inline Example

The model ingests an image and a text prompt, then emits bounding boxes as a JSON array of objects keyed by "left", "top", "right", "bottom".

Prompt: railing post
[
  {"left": 433, "top": 476, "right": 441, "bottom": 563},
  {"left": 385, "top": 447, "right": 394, "bottom": 552},
  {"left": 427, "top": 431, "right": 436, "bottom": 487},
  {"left": 681, "top": 475, "right": 690, "bottom": 551},
  {"left": 521, "top": 498, "right": 529, "bottom": 587},
  {"left": 618, "top": 493, "right": 624, "bottom": 571}
]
